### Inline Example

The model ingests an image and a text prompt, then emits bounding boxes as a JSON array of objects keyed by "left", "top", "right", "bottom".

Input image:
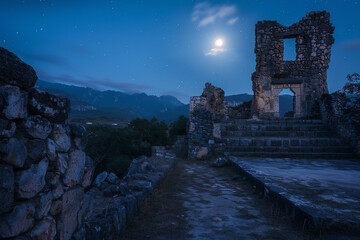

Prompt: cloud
[
  {"left": 163, "top": 90, "right": 189, "bottom": 98},
  {"left": 37, "top": 70, "right": 152, "bottom": 93},
  {"left": 20, "top": 52, "right": 68, "bottom": 66},
  {"left": 205, "top": 47, "right": 226, "bottom": 56},
  {"left": 338, "top": 39, "right": 360, "bottom": 50},
  {"left": 227, "top": 17, "right": 238, "bottom": 25},
  {"left": 192, "top": 2, "right": 237, "bottom": 27}
]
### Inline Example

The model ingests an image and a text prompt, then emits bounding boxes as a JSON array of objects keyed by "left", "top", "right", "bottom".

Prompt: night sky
[{"left": 1, "top": 0, "right": 359, "bottom": 103}]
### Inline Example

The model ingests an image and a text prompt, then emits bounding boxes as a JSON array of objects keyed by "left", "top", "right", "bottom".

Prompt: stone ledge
[{"left": 228, "top": 156, "right": 360, "bottom": 237}]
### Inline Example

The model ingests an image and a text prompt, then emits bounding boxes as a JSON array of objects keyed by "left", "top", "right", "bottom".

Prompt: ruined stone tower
[{"left": 251, "top": 11, "right": 335, "bottom": 119}]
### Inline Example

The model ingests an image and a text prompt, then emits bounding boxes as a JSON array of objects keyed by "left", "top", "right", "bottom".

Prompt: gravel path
[{"left": 119, "top": 160, "right": 311, "bottom": 240}]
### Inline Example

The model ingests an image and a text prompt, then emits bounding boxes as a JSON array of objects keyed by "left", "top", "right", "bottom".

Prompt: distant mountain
[{"left": 36, "top": 80, "right": 186, "bottom": 122}]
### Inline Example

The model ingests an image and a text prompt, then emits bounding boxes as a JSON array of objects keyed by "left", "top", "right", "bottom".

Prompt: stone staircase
[{"left": 220, "top": 119, "right": 356, "bottom": 159}]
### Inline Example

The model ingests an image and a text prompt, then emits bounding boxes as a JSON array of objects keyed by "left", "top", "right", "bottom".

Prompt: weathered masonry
[{"left": 251, "top": 11, "right": 334, "bottom": 119}]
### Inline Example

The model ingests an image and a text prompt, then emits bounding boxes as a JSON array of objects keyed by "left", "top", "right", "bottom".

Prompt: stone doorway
[{"left": 271, "top": 83, "right": 302, "bottom": 118}]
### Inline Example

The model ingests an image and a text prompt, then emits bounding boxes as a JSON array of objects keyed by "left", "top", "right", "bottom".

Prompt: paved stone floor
[
  {"left": 120, "top": 160, "right": 310, "bottom": 240},
  {"left": 230, "top": 157, "right": 360, "bottom": 234}
]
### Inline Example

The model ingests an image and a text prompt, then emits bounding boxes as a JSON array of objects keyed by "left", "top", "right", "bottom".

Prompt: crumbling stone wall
[
  {"left": 0, "top": 47, "right": 93, "bottom": 240},
  {"left": 251, "top": 11, "right": 335, "bottom": 119},
  {"left": 188, "top": 83, "right": 228, "bottom": 160}
]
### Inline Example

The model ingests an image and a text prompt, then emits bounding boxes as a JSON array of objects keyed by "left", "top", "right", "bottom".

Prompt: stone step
[
  {"left": 226, "top": 119, "right": 324, "bottom": 125},
  {"left": 222, "top": 124, "right": 330, "bottom": 132},
  {"left": 221, "top": 137, "right": 348, "bottom": 147},
  {"left": 225, "top": 152, "right": 356, "bottom": 159},
  {"left": 225, "top": 146, "right": 353, "bottom": 153},
  {"left": 222, "top": 130, "right": 333, "bottom": 138}
]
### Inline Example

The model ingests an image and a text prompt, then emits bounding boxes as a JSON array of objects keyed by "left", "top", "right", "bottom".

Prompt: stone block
[
  {"left": 81, "top": 156, "right": 94, "bottom": 188},
  {"left": 15, "top": 158, "right": 48, "bottom": 199},
  {"left": 50, "top": 124, "right": 71, "bottom": 152},
  {"left": 0, "top": 118, "right": 16, "bottom": 138},
  {"left": 0, "top": 137, "right": 27, "bottom": 168},
  {"left": 63, "top": 149, "right": 85, "bottom": 187},
  {"left": 0, "top": 85, "right": 27, "bottom": 119},
  {"left": 0, "top": 202, "right": 35, "bottom": 238},
  {"left": 0, "top": 47, "right": 37, "bottom": 89},
  {"left": 30, "top": 216, "right": 56, "bottom": 240},
  {"left": 57, "top": 187, "right": 84, "bottom": 240},
  {"left": 28, "top": 88, "right": 70, "bottom": 123},
  {"left": 0, "top": 164, "right": 14, "bottom": 214},
  {"left": 26, "top": 139, "right": 46, "bottom": 161},
  {"left": 24, "top": 115, "right": 52, "bottom": 140},
  {"left": 34, "top": 191, "right": 53, "bottom": 220}
]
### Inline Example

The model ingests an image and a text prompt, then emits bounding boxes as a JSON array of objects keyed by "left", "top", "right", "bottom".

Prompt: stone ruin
[
  {"left": 251, "top": 11, "right": 334, "bottom": 119},
  {"left": 187, "top": 11, "right": 359, "bottom": 159},
  {"left": 0, "top": 47, "right": 93, "bottom": 240}
]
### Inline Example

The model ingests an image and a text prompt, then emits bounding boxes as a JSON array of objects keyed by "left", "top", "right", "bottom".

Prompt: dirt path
[{"left": 119, "top": 160, "right": 312, "bottom": 240}]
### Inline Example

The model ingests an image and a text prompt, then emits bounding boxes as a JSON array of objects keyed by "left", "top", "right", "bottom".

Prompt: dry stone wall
[
  {"left": 0, "top": 47, "right": 93, "bottom": 240},
  {"left": 251, "top": 11, "right": 335, "bottom": 119}
]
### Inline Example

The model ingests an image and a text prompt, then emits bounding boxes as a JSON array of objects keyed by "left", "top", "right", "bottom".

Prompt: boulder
[
  {"left": 93, "top": 171, "right": 108, "bottom": 188},
  {"left": 212, "top": 157, "right": 229, "bottom": 168},
  {"left": 0, "top": 202, "right": 35, "bottom": 238},
  {"left": 69, "top": 123, "right": 87, "bottom": 138},
  {"left": 77, "top": 192, "right": 93, "bottom": 227},
  {"left": 24, "top": 115, "right": 52, "bottom": 139},
  {"left": 49, "top": 200, "right": 62, "bottom": 216},
  {"left": 28, "top": 88, "right": 70, "bottom": 123},
  {"left": 70, "top": 124, "right": 87, "bottom": 150},
  {"left": 15, "top": 158, "right": 48, "bottom": 199},
  {"left": 57, "top": 187, "right": 84, "bottom": 240},
  {"left": 123, "top": 194, "right": 138, "bottom": 220},
  {"left": 103, "top": 185, "right": 120, "bottom": 197},
  {"left": 46, "top": 171, "right": 60, "bottom": 186},
  {"left": 63, "top": 149, "right": 85, "bottom": 187},
  {"left": 52, "top": 181, "right": 64, "bottom": 199},
  {"left": 30, "top": 216, "right": 56, "bottom": 240},
  {"left": 46, "top": 138, "right": 57, "bottom": 161},
  {"left": 0, "top": 137, "right": 27, "bottom": 168},
  {"left": 81, "top": 156, "right": 94, "bottom": 188},
  {"left": 128, "top": 180, "right": 152, "bottom": 193},
  {"left": 0, "top": 164, "right": 14, "bottom": 214},
  {"left": 56, "top": 153, "right": 69, "bottom": 175},
  {"left": 26, "top": 139, "right": 46, "bottom": 161},
  {"left": 35, "top": 191, "right": 53, "bottom": 219},
  {"left": 50, "top": 124, "right": 71, "bottom": 152},
  {"left": 0, "top": 85, "right": 27, "bottom": 119},
  {"left": 106, "top": 172, "right": 120, "bottom": 184},
  {"left": 0, "top": 47, "right": 37, "bottom": 89},
  {"left": 109, "top": 201, "right": 126, "bottom": 232},
  {"left": 196, "top": 146, "right": 208, "bottom": 160},
  {"left": 0, "top": 118, "right": 16, "bottom": 138}
]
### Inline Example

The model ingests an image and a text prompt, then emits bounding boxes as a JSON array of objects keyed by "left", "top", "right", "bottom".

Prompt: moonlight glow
[{"left": 215, "top": 38, "right": 224, "bottom": 47}]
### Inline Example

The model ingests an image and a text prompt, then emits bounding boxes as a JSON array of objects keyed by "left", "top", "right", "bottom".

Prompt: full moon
[{"left": 215, "top": 38, "right": 224, "bottom": 47}]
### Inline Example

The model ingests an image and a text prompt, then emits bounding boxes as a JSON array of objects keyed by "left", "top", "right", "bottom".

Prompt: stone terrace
[{"left": 229, "top": 157, "right": 360, "bottom": 236}]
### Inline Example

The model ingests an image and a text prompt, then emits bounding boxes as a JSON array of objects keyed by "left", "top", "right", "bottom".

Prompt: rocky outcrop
[
  {"left": 81, "top": 148, "right": 176, "bottom": 239},
  {"left": 0, "top": 48, "right": 92, "bottom": 240},
  {"left": 0, "top": 47, "right": 37, "bottom": 89}
]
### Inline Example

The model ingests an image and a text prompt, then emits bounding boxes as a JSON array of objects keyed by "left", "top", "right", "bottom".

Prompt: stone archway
[{"left": 271, "top": 83, "right": 302, "bottom": 118}]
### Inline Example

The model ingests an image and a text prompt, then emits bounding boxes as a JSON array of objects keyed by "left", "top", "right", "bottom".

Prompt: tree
[
  {"left": 343, "top": 73, "right": 360, "bottom": 113},
  {"left": 169, "top": 115, "right": 188, "bottom": 142}
]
